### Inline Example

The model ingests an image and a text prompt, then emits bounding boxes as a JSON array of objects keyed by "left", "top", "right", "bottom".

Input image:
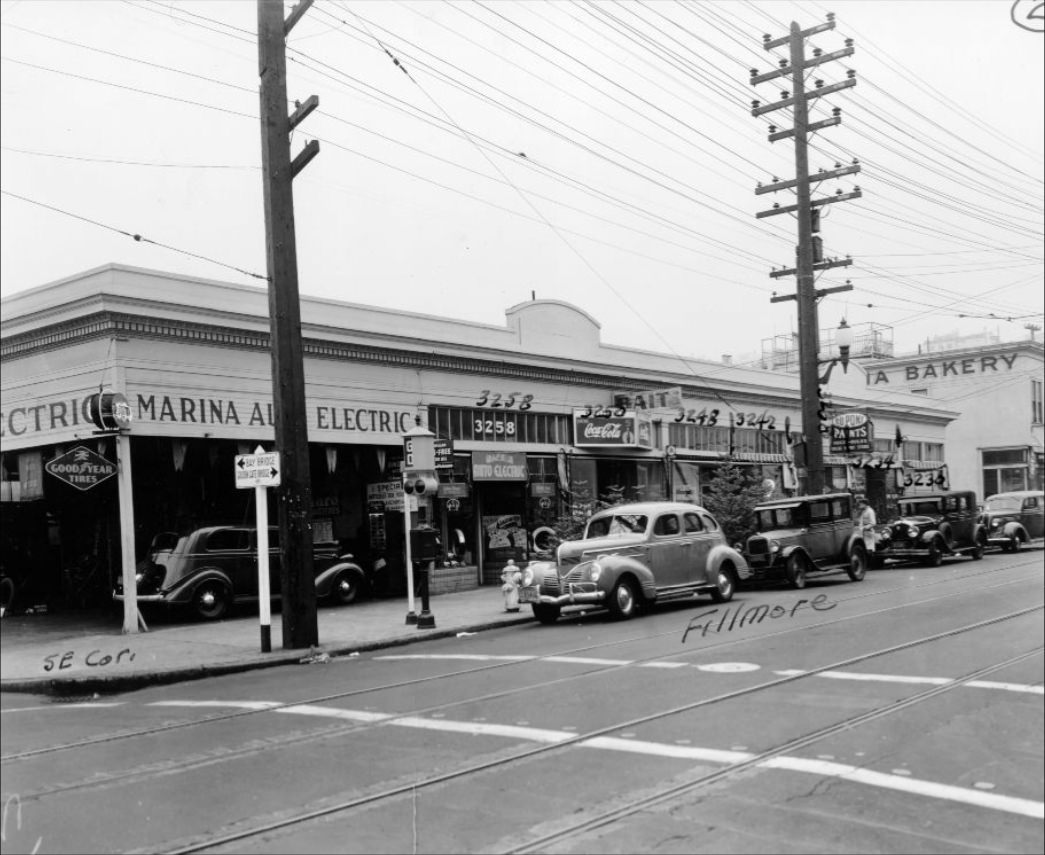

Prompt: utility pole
[
  {"left": 751, "top": 13, "right": 861, "bottom": 495},
  {"left": 257, "top": 0, "right": 321, "bottom": 649}
]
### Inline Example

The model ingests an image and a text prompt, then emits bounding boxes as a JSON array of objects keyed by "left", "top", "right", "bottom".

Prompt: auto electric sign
[{"left": 45, "top": 445, "right": 118, "bottom": 491}]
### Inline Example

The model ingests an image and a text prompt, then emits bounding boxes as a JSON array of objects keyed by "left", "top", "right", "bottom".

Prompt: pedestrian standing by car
[{"left": 856, "top": 497, "right": 877, "bottom": 553}]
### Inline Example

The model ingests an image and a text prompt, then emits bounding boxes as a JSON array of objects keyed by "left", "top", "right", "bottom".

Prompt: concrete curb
[{"left": 0, "top": 615, "right": 535, "bottom": 696}]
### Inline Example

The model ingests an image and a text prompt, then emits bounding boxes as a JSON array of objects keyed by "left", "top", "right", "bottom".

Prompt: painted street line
[
  {"left": 373, "top": 654, "right": 1045, "bottom": 695},
  {"left": 149, "top": 700, "right": 1045, "bottom": 819},
  {"left": 775, "top": 669, "right": 1045, "bottom": 695},
  {"left": 0, "top": 702, "right": 125, "bottom": 714}
]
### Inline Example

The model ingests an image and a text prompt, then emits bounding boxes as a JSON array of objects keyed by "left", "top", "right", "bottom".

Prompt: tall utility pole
[
  {"left": 258, "top": 0, "right": 321, "bottom": 649},
  {"left": 751, "top": 13, "right": 861, "bottom": 495}
]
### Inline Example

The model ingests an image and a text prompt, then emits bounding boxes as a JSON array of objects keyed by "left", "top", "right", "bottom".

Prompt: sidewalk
[{"left": 0, "top": 587, "right": 533, "bottom": 696}]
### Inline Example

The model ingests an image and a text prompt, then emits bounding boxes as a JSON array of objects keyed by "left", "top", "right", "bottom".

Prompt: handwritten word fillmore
[{"left": 682, "top": 594, "right": 836, "bottom": 644}]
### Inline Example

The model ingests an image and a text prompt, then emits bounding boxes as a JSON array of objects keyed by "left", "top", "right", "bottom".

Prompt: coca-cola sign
[{"left": 573, "top": 409, "right": 653, "bottom": 449}]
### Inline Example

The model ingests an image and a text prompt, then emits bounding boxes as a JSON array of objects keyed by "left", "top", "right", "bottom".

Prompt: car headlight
[
  {"left": 907, "top": 526, "right": 919, "bottom": 538},
  {"left": 135, "top": 572, "right": 144, "bottom": 583},
  {"left": 769, "top": 540, "right": 781, "bottom": 553},
  {"left": 521, "top": 565, "right": 535, "bottom": 586},
  {"left": 589, "top": 561, "right": 603, "bottom": 582},
  {"left": 990, "top": 518, "right": 1001, "bottom": 530}
]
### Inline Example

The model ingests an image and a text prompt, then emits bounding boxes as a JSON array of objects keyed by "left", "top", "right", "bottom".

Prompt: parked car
[
  {"left": 875, "top": 490, "right": 987, "bottom": 567},
  {"left": 742, "top": 493, "right": 868, "bottom": 588},
  {"left": 517, "top": 502, "right": 749, "bottom": 624},
  {"left": 980, "top": 490, "right": 1045, "bottom": 552},
  {"left": 114, "top": 526, "right": 369, "bottom": 620}
]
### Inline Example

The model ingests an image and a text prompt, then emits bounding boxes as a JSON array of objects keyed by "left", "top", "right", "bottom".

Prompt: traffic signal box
[{"left": 403, "top": 425, "right": 439, "bottom": 497}]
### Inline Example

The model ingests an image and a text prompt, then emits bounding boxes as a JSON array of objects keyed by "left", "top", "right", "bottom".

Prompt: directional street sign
[{"left": 234, "top": 449, "right": 281, "bottom": 489}]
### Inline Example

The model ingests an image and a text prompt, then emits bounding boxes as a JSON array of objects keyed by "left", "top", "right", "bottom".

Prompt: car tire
[
  {"left": 926, "top": 541, "right": 943, "bottom": 567},
  {"left": 0, "top": 575, "right": 16, "bottom": 612},
  {"left": 971, "top": 532, "right": 986, "bottom": 561},
  {"left": 847, "top": 546, "right": 867, "bottom": 581},
  {"left": 532, "top": 603, "right": 561, "bottom": 625},
  {"left": 785, "top": 554, "right": 807, "bottom": 589},
  {"left": 709, "top": 565, "right": 736, "bottom": 603},
  {"left": 193, "top": 581, "right": 229, "bottom": 621},
  {"left": 1008, "top": 534, "right": 1022, "bottom": 553},
  {"left": 607, "top": 577, "right": 638, "bottom": 620},
  {"left": 332, "top": 570, "right": 361, "bottom": 605}
]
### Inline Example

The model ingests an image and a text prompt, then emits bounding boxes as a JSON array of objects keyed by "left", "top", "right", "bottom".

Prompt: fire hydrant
[{"left": 500, "top": 559, "right": 522, "bottom": 612}]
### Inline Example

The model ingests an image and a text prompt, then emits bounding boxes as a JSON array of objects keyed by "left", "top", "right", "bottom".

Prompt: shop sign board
[
  {"left": 434, "top": 437, "right": 454, "bottom": 469},
  {"left": 613, "top": 386, "right": 682, "bottom": 411},
  {"left": 530, "top": 482, "right": 556, "bottom": 498},
  {"left": 574, "top": 409, "right": 653, "bottom": 449},
  {"left": 45, "top": 445, "right": 117, "bottom": 492},
  {"left": 471, "top": 451, "right": 529, "bottom": 481},
  {"left": 438, "top": 482, "right": 470, "bottom": 499},
  {"left": 367, "top": 480, "right": 417, "bottom": 512},
  {"left": 829, "top": 413, "right": 874, "bottom": 454}
]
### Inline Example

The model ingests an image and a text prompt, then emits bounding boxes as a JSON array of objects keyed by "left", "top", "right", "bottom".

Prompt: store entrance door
[{"left": 477, "top": 483, "right": 528, "bottom": 585}]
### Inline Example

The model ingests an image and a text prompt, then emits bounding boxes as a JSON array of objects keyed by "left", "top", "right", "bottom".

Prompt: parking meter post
[
  {"left": 256, "top": 483, "right": 272, "bottom": 653},
  {"left": 416, "top": 560, "right": 436, "bottom": 629}
]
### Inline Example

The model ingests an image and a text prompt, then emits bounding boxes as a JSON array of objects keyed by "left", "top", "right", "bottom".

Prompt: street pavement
[{"left": 0, "top": 586, "right": 533, "bottom": 696}]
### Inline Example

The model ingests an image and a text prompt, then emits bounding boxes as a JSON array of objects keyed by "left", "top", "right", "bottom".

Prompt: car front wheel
[
  {"left": 926, "top": 541, "right": 944, "bottom": 567},
  {"left": 708, "top": 565, "right": 736, "bottom": 603},
  {"left": 193, "top": 581, "right": 229, "bottom": 620},
  {"left": 1007, "top": 534, "right": 1022, "bottom": 553},
  {"left": 971, "top": 533, "right": 986, "bottom": 560},
  {"left": 332, "top": 570, "right": 361, "bottom": 605},
  {"left": 847, "top": 546, "right": 867, "bottom": 581},
  {"left": 607, "top": 577, "right": 638, "bottom": 620},
  {"left": 532, "top": 603, "right": 561, "bottom": 625},
  {"left": 785, "top": 554, "right": 807, "bottom": 589}
]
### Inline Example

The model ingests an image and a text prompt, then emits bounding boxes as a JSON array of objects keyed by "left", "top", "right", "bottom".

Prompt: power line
[{"left": 0, "top": 189, "right": 268, "bottom": 281}]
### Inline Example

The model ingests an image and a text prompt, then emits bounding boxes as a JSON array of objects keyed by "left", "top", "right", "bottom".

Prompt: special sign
[
  {"left": 234, "top": 450, "right": 281, "bottom": 489},
  {"left": 45, "top": 446, "right": 118, "bottom": 491},
  {"left": 829, "top": 413, "right": 874, "bottom": 454}
]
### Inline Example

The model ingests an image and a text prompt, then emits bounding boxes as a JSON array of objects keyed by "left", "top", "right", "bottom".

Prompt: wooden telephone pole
[
  {"left": 751, "top": 13, "right": 861, "bottom": 495},
  {"left": 257, "top": 0, "right": 321, "bottom": 649}
]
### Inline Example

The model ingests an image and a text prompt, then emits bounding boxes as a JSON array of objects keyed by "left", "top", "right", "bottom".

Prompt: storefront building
[
  {"left": 1, "top": 264, "right": 957, "bottom": 612},
  {"left": 859, "top": 336, "right": 1044, "bottom": 499}
]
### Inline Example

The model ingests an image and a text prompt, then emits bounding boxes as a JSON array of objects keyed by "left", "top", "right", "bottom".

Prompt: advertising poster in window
[{"left": 483, "top": 514, "right": 527, "bottom": 563}]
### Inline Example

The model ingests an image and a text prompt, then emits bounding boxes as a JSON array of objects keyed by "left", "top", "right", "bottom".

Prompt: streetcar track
[
  {"left": 2, "top": 564, "right": 1039, "bottom": 767},
  {"left": 97, "top": 604, "right": 1042, "bottom": 854},
  {"left": 504, "top": 646, "right": 1045, "bottom": 855}
]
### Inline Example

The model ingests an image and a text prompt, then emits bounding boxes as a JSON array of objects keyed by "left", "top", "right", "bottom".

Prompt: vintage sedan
[
  {"left": 742, "top": 493, "right": 868, "bottom": 588},
  {"left": 114, "top": 525, "right": 369, "bottom": 620},
  {"left": 875, "top": 490, "right": 987, "bottom": 566},
  {"left": 517, "top": 502, "right": 749, "bottom": 625},
  {"left": 980, "top": 490, "right": 1045, "bottom": 552}
]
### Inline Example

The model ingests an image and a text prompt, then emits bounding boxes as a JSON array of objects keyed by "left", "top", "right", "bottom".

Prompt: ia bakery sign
[{"left": 866, "top": 352, "right": 1020, "bottom": 386}]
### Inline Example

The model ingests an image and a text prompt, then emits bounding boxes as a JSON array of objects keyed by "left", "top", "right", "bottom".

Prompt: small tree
[
  {"left": 552, "top": 482, "right": 638, "bottom": 543},
  {"left": 702, "top": 461, "right": 766, "bottom": 546}
]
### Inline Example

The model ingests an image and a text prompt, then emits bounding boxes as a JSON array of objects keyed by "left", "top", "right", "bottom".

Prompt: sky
[{"left": 1, "top": 0, "right": 1042, "bottom": 373}]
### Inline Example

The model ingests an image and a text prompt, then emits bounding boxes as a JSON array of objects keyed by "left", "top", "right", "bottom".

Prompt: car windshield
[
  {"left": 755, "top": 507, "right": 798, "bottom": 530},
  {"left": 983, "top": 496, "right": 1022, "bottom": 512},
  {"left": 900, "top": 501, "right": 942, "bottom": 516},
  {"left": 587, "top": 513, "right": 648, "bottom": 538}
]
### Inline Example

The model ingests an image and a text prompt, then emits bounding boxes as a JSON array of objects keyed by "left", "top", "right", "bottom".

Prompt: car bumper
[
  {"left": 985, "top": 535, "right": 1014, "bottom": 547},
  {"left": 113, "top": 592, "right": 167, "bottom": 603},
  {"left": 520, "top": 585, "right": 606, "bottom": 607}
]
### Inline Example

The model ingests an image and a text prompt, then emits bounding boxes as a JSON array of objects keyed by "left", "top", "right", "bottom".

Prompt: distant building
[{"left": 861, "top": 333, "right": 1044, "bottom": 498}]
